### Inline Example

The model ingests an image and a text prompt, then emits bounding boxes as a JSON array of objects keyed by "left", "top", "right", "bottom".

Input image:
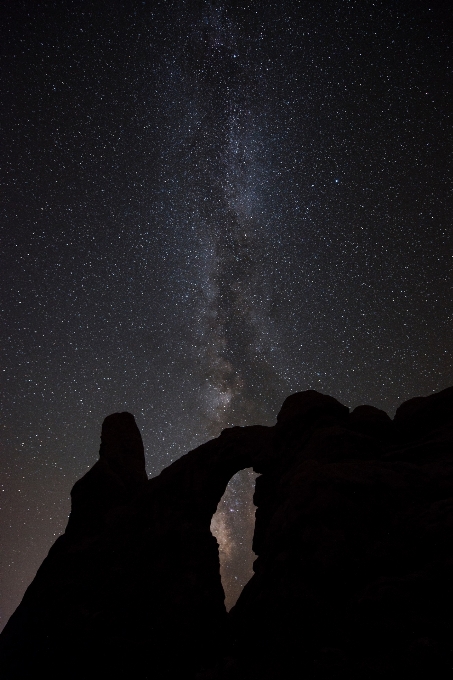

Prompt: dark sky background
[{"left": 1, "top": 0, "right": 452, "bottom": 626}]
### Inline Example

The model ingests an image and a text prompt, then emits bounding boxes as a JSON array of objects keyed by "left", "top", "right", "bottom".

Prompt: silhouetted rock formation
[
  {"left": 1, "top": 388, "right": 453, "bottom": 679},
  {"left": 67, "top": 411, "right": 148, "bottom": 536}
]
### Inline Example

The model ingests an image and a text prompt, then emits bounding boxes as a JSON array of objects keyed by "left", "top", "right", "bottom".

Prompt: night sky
[{"left": 1, "top": 0, "right": 452, "bottom": 626}]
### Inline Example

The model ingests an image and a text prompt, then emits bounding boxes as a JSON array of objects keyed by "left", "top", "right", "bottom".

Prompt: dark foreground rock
[{"left": 1, "top": 388, "right": 453, "bottom": 679}]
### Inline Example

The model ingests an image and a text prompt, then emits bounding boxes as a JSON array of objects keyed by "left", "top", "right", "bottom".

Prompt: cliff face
[{"left": 1, "top": 388, "right": 453, "bottom": 679}]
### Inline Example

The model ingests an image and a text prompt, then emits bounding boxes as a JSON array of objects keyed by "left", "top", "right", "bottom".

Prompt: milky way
[
  {"left": 160, "top": 3, "right": 283, "bottom": 438},
  {"left": 1, "top": 0, "right": 452, "bottom": 628},
  {"left": 160, "top": 6, "right": 279, "bottom": 598}
]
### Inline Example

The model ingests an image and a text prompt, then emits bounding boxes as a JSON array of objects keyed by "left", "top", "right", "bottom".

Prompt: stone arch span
[
  {"left": 2, "top": 390, "right": 391, "bottom": 679},
  {"left": 145, "top": 423, "right": 271, "bottom": 619}
]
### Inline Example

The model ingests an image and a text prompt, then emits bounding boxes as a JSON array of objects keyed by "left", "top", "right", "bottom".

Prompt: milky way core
[{"left": 210, "top": 468, "right": 258, "bottom": 610}]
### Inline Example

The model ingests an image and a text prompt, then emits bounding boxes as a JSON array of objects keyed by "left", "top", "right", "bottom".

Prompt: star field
[{"left": 1, "top": 0, "right": 453, "bottom": 626}]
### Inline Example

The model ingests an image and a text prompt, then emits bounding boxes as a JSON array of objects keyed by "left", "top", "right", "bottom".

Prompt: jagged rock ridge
[{"left": 1, "top": 387, "right": 453, "bottom": 679}]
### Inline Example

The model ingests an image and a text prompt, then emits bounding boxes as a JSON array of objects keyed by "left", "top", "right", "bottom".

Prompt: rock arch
[{"left": 5, "top": 388, "right": 452, "bottom": 679}]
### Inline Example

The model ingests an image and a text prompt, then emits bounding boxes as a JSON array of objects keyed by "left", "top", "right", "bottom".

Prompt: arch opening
[{"left": 210, "top": 467, "right": 258, "bottom": 611}]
